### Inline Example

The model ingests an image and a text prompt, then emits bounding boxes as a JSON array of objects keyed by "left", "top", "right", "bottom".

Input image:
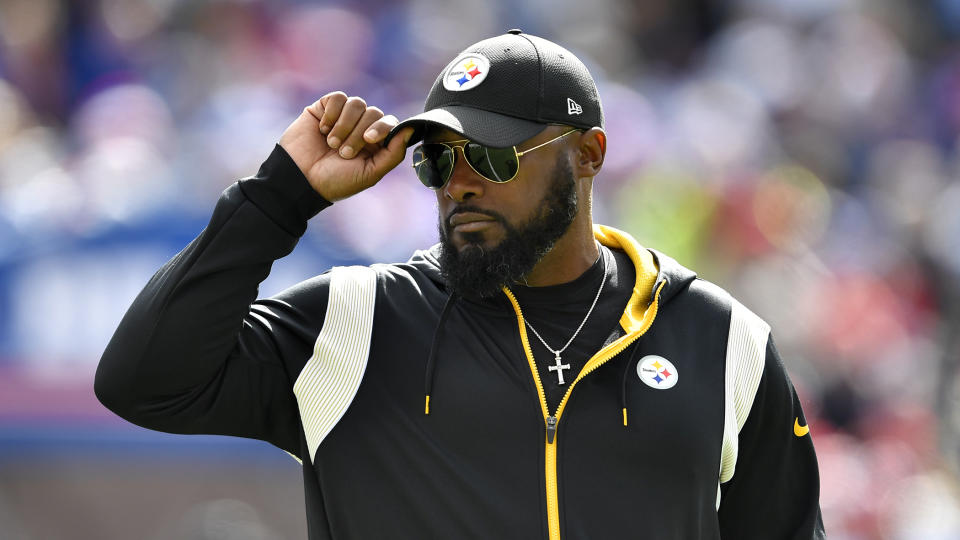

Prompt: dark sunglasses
[{"left": 411, "top": 129, "right": 578, "bottom": 189}]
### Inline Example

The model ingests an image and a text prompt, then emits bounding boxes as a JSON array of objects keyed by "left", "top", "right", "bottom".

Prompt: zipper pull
[{"left": 546, "top": 416, "right": 558, "bottom": 444}]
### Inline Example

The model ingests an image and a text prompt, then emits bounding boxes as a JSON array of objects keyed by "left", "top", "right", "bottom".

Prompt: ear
[{"left": 574, "top": 128, "right": 606, "bottom": 178}]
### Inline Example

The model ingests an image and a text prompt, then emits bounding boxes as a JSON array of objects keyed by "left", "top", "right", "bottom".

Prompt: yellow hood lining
[{"left": 593, "top": 224, "right": 659, "bottom": 333}]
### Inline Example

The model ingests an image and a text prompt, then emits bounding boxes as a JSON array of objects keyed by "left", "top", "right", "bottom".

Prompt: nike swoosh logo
[{"left": 794, "top": 418, "right": 809, "bottom": 437}]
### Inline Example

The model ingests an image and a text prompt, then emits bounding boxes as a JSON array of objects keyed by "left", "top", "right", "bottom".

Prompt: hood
[
  {"left": 404, "top": 224, "right": 698, "bottom": 319},
  {"left": 405, "top": 244, "right": 446, "bottom": 286}
]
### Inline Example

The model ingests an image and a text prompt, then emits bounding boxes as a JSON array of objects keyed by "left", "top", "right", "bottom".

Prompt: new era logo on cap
[{"left": 567, "top": 98, "right": 582, "bottom": 115}]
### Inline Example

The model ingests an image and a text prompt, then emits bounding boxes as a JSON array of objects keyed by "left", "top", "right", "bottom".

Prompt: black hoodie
[{"left": 96, "top": 145, "right": 825, "bottom": 539}]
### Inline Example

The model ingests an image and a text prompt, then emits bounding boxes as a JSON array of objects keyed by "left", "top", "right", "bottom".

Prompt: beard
[{"left": 438, "top": 155, "right": 579, "bottom": 298}]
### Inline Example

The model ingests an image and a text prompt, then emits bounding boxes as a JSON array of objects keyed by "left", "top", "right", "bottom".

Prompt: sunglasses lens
[
  {"left": 413, "top": 145, "right": 454, "bottom": 189},
  {"left": 463, "top": 144, "right": 519, "bottom": 183}
]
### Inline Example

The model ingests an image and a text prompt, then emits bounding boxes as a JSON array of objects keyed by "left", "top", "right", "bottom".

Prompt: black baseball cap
[{"left": 388, "top": 29, "right": 603, "bottom": 148}]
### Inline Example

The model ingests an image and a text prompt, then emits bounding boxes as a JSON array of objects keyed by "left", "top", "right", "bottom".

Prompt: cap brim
[{"left": 386, "top": 105, "right": 546, "bottom": 148}]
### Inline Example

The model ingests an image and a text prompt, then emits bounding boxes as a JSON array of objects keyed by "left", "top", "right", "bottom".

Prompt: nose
[{"left": 442, "top": 147, "right": 485, "bottom": 202}]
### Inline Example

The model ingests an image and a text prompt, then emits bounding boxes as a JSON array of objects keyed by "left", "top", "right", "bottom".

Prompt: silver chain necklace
[{"left": 519, "top": 251, "right": 607, "bottom": 386}]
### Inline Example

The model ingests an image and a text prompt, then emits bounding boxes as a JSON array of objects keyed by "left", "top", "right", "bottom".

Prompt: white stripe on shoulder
[
  {"left": 718, "top": 297, "right": 770, "bottom": 499},
  {"left": 293, "top": 265, "right": 377, "bottom": 464}
]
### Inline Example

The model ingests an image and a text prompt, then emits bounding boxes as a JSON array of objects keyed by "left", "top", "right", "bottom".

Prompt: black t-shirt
[{"left": 508, "top": 245, "right": 636, "bottom": 411}]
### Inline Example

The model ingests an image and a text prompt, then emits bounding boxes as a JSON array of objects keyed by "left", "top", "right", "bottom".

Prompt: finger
[
  {"left": 315, "top": 91, "right": 347, "bottom": 135},
  {"left": 368, "top": 126, "right": 415, "bottom": 177},
  {"left": 325, "top": 96, "right": 366, "bottom": 150},
  {"left": 339, "top": 106, "right": 384, "bottom": 159},
  {"left": 362, "top": 114, "right": 399, "bottom": 145}
]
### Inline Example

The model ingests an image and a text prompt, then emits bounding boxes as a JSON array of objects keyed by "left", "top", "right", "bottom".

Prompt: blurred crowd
[{"left": 2, "top": 0, "right": 960, "bottom": 538}]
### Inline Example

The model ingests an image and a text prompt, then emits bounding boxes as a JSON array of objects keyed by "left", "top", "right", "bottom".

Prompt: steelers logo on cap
[
  {"left": 442, "top": 53, "right": 490, "bottom": 92},
  {"left": 637, "top": 355, "right": 679, "bottom": 390}
]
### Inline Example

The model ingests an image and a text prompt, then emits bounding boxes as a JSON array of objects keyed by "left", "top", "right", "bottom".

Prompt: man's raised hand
[{"left": 279, "top": 92, "right": 413, "bottom": 201}]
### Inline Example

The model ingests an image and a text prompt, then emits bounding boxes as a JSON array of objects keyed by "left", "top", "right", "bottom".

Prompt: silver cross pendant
[{"left": 548, "top": 352, "right": 571, "bottom": 385}]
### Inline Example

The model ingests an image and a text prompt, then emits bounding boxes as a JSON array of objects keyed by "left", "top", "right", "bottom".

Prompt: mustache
[{"left": 445, "top": 205, "right": 507, "bottom": 228}]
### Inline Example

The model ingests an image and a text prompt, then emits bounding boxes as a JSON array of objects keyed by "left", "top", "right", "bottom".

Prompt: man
[{"left": 96, "top": 30, "right": 825, "bottom": 539}]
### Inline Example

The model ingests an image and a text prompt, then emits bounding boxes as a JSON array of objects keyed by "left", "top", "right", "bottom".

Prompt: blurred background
[{"left": 1, "top": 0, "right": 959, "bottom": 538}]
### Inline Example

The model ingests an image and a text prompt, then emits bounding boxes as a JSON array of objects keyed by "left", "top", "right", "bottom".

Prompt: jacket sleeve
[
  {"left": 95, "top": 145, "right": 332, "bottom": 459},
  {"left": 717, "top": 338, "right": 826, "bottom": 539}
]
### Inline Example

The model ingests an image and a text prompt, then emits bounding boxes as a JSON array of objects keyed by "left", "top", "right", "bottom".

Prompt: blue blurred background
[{"left": 2, "top": 0, "right": 960, "bottom": 538}]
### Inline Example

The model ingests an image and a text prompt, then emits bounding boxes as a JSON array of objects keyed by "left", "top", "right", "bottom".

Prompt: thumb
[
  {"left": 387, "top": 126, "right": 415, "bottom": 154},
  {"left": 370, "top": 126, "right": 415, "bottom": 175}
]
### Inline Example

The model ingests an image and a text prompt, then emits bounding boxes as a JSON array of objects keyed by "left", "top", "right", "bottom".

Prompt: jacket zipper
[{"left": 502, "top": 283, "right": 664, "bottom": 540}]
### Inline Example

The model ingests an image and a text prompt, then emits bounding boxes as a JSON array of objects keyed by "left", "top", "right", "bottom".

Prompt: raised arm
[{"left": 94, "top": 93, "right": 413, "bottom": 457}]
